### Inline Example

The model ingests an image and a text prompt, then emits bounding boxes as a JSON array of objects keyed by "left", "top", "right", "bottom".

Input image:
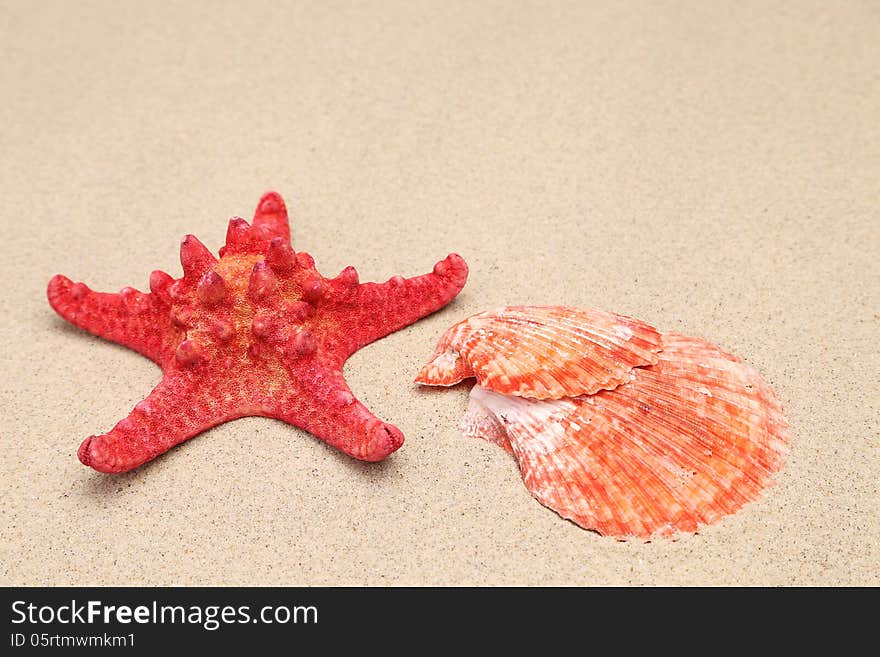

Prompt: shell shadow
[{"left": 413, "top": 379, "right": 475, "bottom": 396}]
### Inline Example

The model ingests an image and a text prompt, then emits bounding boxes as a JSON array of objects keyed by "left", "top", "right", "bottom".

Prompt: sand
[{"left": 1, "top": 0, "right": 877, "bottom": 586}]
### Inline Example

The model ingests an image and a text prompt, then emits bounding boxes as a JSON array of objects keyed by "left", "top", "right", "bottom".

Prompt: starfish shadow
[
  {"left": 77, "top": 419, "right": 400, "bottom": 496},
  {"left": 79, "top": 471, "right": 137, "bottom": 496},
  {"left": 315, "top": 439, "right": 401, "bottom": 478},
  {"left": 267, "top": 418, "right": 403, "bottom": 479},
  {"left": 50, "top": 315, "right": 99, "bottom": 339},
  {"left": 49, "top": 317, "right": 159, "bottom": 369},
  {"left": 77, "top": 448, "right": 179, "bottom": 495}
]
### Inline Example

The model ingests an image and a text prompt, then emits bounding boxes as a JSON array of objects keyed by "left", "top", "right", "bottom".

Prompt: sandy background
[{"left": 1, "top": 1, "right": 877, "bottom": 586}]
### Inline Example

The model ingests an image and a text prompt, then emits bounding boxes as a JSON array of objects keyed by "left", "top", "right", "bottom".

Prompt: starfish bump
[{"left": 48, "top": 192, "right": 468, "bottom": 473}]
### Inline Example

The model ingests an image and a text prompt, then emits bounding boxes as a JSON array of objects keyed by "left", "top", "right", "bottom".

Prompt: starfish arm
[
  {"left": 47, "top": 274, "right": 171, "bottom": 364},
  {"left": 77, "top": 370, "right": 244, "bottom": 473},
  {"left": 267, "top": 364, "right": 404, "bottom": 462},
  {"left": 341, "top": 253, "right": 468, "bottom": 352}
]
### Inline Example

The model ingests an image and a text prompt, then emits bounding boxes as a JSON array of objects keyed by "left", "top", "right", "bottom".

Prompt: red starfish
[{"left": 47, "top": 192, "right": 468, "bottom": 473}]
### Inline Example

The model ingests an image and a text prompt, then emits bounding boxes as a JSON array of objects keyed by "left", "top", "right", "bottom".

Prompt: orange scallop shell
[{"left": 421, "top": 305, "right": 790, "bottom": 540}]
